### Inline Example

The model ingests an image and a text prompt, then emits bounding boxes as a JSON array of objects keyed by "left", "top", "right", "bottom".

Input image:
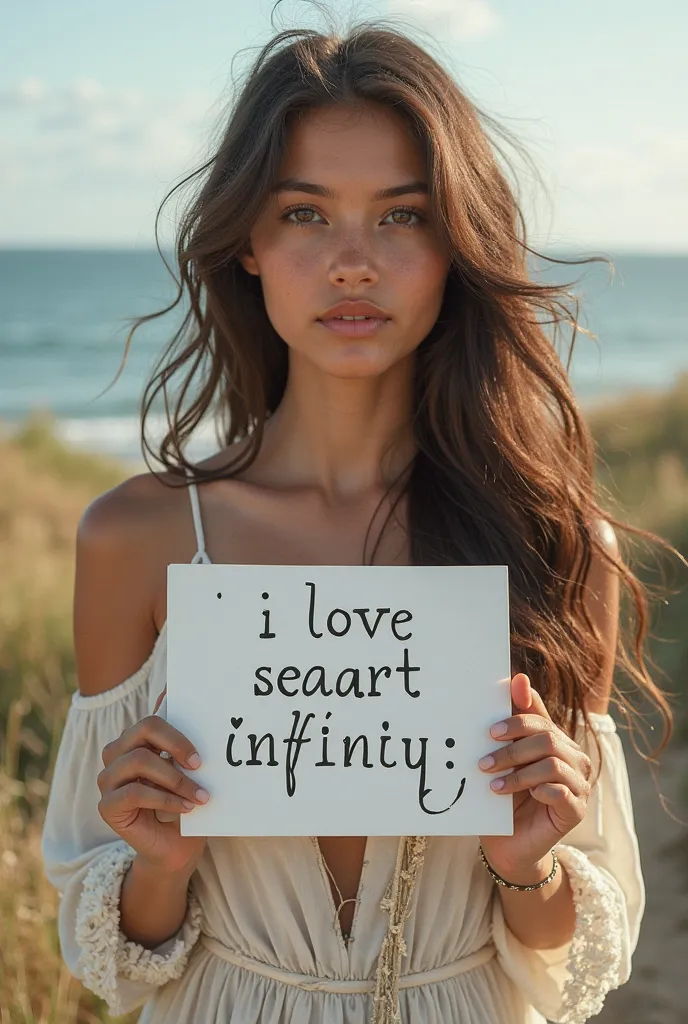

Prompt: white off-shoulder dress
[{"left": 41, "top": 480, "right": 645, "bottom": 1023}]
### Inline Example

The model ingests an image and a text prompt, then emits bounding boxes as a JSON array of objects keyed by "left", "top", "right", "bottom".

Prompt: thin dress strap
[{"left": 184, "top": 467, "right": 212, "bottom": 564}]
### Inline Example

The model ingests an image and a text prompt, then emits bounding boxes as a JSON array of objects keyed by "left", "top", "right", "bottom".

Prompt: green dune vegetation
[{"left": 1, "top": 375, "right": 687, "bottom": 1022}]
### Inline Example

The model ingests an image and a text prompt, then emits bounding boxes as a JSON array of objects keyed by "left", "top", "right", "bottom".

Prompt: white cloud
[
  {"left": 0, "top": 77, "right": 46, "bottom": 106},
  {"left": 385, "top": 0, "right": 502, "bottom": 40},
  {"left": 556, "top": 132, "right": 688, "bottom": 198},
  {"left": 68, "top": 77, "right": 107, "bottom": 105},
  {"left": 0, "top": 76, "right": 222, "bottom": 243},
  {"left": 0, "top": 77, "right": 215, "bottom": 189},
  {"left": 524, "top": 131, "right": 688, "bottom": 251}
]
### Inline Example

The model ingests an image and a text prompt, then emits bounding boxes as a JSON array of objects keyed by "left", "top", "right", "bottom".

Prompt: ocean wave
[{"left": 53, "top": 414, "right": 220, "bottom": 464}]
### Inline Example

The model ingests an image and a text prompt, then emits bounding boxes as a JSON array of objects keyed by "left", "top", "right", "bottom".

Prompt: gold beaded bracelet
[{"left": 479, "top": 845, "right": 559, "bottom": 891}]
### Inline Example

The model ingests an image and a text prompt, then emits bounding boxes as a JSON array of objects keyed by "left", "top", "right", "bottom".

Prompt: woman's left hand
[{"left": 478, "top": 673, "right": 592, "bottom": 882}]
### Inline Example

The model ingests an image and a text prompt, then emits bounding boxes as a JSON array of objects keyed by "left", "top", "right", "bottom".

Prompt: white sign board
[{"left": 166, "top": 564, "right": 513, "bottom": 837}]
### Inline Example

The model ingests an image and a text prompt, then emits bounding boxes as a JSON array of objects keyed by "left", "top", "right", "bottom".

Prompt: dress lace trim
[
  {"left": 75, "top": 840, "right": 203, "bottom": 1014},
  {"left": 554, "top": 843, "right": 626, "bottom": 1024},
  {"left": 371, "top": 836, "right": 427, "bottom": 1024}
]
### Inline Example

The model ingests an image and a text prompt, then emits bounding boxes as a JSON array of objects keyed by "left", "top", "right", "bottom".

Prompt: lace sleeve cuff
[
  {"left": 75, "top": 842, "right": 203, "bottom": 1014},
  {"left": 554, "top": 843, "right": 627, "bottom": 1024}
]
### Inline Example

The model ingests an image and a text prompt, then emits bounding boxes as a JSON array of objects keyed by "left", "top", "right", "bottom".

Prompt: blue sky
[{"left": 2, "top": 0, "right": 686, "bottom": 250}]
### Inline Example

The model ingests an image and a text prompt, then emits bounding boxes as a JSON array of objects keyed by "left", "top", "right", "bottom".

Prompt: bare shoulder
[
  {"left": 589, "top": 515, "right": 620, "bottom": 559},
  {"left": 77, "top": 470, "right": 187, "bottom": 553},
  {"left": 74, "top": 470, "right": 194, "bottom": 696}
]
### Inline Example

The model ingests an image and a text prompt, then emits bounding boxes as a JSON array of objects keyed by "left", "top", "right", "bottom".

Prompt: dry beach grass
[{"left": 1, "top": 377, "right": 687, "bottom": 1022}]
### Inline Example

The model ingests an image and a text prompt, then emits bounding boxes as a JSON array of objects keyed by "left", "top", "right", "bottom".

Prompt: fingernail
[
  {"left": 490, "top": 777, "right": 505, "bottom": 790},
  {"left": 490, "top": 722, "right": 508, "bottom": 738},
  {"left": 182, "top": 800, "right": 195, "bottom": 810},
  {"left": 195, "top": 787, "right": 210, "bottom": 803},
  {"left": 186, "top": 753, "right": 202, "bottom": 770},
  {"left": 478, "top": 755, "right": 495, "bottom": 770}
]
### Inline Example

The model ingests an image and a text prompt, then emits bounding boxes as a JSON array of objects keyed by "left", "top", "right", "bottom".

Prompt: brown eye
[
  {"left": 384, "top": 206, "right": 426, "bottom": 228},
  {"left": 281, "top": 206, "right": 323, "bottom": 227}
]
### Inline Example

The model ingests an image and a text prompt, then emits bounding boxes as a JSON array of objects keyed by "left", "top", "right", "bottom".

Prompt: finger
[
  {"left": 97, "top": 748, "right": 209, "bottom": 806},
  {"left": 489, "top": 714, "right": 577, "bottom": 744},
  {"left": 102, "top": 716, "right": 201, "bottom": 771},
  {"left": 511, "top": 674, "right": 552, "bottom": 721},
  {"left": 100, "top": 781, "right": 197, "bottom": 818},
  {"left": 510, "top": 673, "right": 532, "bottom": 713},
  {"left": 528, "top": 783, "right": 588, "bottom": 823},
  {"left": 153, "top": 688, "right": 167, "bottom": 714},
  {"left": 155, "top": 809, "right": 181, "bottom": 823},
  {"left": 479, "top": 730, "right": 579, "bottom": 774},
  {"left": 489, "top": 757, "right": 591, "bottom": 798}
]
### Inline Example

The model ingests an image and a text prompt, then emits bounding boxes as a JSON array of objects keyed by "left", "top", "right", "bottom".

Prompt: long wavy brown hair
[{"left": 115, "top": 6, "right": 682, "bottom": 761}]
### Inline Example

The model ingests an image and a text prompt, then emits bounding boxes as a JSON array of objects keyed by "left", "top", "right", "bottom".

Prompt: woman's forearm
[
  {"left": 495, "top": 855, "right": 576, "bottom": 949},
  {"left": 119, "top": 854, "right": 193, "bottom": 949}
]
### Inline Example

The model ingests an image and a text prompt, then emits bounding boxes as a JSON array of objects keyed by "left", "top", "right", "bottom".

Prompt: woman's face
[{"left": 241, "top": 102, "right": 451, "bottom": 380}]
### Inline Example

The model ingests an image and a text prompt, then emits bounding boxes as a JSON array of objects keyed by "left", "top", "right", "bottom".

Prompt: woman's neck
[{"left": 255, "top": 353, "right": 416, "bottom": 502}]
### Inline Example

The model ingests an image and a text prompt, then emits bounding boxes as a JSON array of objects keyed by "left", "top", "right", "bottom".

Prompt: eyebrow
[{"left": 270, "top": 178, "right": 429, "bottom": 201}]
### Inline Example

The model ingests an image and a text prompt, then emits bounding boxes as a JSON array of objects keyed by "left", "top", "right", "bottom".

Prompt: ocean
[{"left": 1, "top": 249, "right": 686, "bottom": 466}]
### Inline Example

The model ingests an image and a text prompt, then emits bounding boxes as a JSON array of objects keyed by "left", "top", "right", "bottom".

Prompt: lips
[
  {"left": 316, "top": 316, "right": 390, "bottom": 338},
  {"left": 317, "top": 300, "right": 390, "bottom": 321}
]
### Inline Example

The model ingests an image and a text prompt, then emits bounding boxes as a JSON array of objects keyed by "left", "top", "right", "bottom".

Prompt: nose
[{"left": 328, "top": 248, "right": 379, "bottom": 288}]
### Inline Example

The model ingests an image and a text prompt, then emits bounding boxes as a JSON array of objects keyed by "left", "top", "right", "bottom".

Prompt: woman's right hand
[{"left": 97, "top": 698, "right": 209, "bottom": 878}]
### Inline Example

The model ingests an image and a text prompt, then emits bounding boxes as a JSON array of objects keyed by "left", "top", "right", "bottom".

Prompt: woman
[{"left": 41, "top": 13, "right": 675, "bottom": 1024}]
